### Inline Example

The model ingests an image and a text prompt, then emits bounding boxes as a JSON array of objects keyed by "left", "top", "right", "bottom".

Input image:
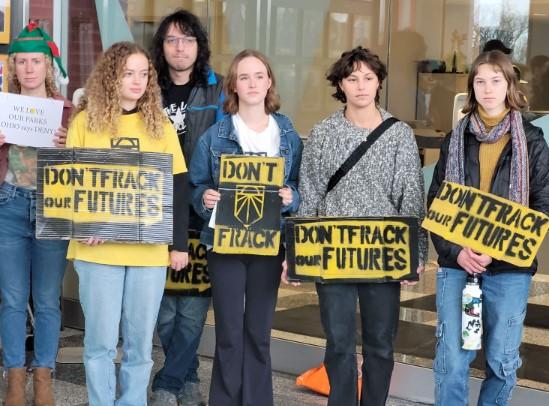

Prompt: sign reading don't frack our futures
[
  {"left": 36, "top": 148, "right": 173, "bottom": 243},
  {"left": 423, "top": 181, "right": 548, "bottom": 267},
  {"left": 0, "top": 92, "right": 63, "bottom": 147},
  {"left": 286, "top": 217, "right": 419, "bottom": 283},
  {"left": 214, "top": 155, "right": 284, "bottom": 255}
]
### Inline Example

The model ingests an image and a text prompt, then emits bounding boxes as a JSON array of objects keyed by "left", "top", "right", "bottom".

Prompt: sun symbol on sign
[
  {"left": 30, "top": 108, "right": 37, "bottom": 114},
  {"left": 234, "top": 185, "right": 265, "bottom": 227}
]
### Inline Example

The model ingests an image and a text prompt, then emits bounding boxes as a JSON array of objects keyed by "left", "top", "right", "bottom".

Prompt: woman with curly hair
[
  {"left": 0, "top": 23, "right": 72, "bottom": 405},
  {"left": 66, "top": 41, "right": 189, "bottom": 405}
]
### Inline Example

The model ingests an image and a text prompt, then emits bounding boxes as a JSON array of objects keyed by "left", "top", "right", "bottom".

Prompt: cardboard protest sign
[
  {"left": 423, "top": 181, "right": 548, "bottom": 267},
  {"left": 286, "top": 217, "right": 419, "bottom": 283},
  {"left": 165, "top": 230, "right": 211, "bottom": 296},
  {"left": 0, "top": 92, "right": 63, "bottom": 147},
  {"left": 36, "top": 148, "right": 173, "bottom": 243},
  {"left": 213, "top": 155, "right": 284, "bottom": 255}
]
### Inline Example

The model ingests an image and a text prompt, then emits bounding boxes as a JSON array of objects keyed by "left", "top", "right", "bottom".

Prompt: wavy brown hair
[
  {"left": 463, "top": 50, "right": 526, "bottom": 114},
  {"left": 74, "top": 42, "right": 166, "bottom": 139},
  {"left": 8, "top": 53, "right": 58, "bottom": 97},
  {"left": 223, "top": 49, "right": 280, "bottom": 114}
]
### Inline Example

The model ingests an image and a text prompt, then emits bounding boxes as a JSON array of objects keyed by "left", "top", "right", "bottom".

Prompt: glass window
[{"left": 58, "top": 0, "right": 549, "bottom": 395}]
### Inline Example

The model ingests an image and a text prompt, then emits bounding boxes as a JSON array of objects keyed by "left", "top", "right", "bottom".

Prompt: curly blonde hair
[
  {"left": 8, "top": 53, "right": 58, "bottom": 97},
  {"left": 74, "top": 42, "right": 166, "bottom": 139}
]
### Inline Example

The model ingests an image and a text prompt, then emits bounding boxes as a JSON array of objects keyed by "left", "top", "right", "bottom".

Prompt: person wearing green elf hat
[{"left": 0, "top": 22, "right": 73, "bottom": 406}]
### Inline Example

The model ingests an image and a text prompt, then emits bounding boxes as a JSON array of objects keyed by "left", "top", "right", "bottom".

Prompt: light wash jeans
[
  {"left": 152, "top": 294, "right": 210, "bottom": 394},
  {"left": 74, "top": 260, "right": 165, "bottom": 406},
  {"left": 434, "top": 267, "right": 532, "bottom": 406},
  {"left": 0, "top": 182, "right": 67, "bottom": 369}
]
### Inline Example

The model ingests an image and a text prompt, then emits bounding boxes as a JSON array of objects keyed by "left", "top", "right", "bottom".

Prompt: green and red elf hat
[{"left": 8, "top": 21, "right": 68, "bottom": 84}]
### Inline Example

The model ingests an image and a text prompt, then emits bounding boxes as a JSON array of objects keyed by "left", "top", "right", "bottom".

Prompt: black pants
[
  {"left": 207, "top": 249, "right": 283, "bottom": 406},
  {"left": 316, "top": 282, "right": 401, "bottom": 406}
]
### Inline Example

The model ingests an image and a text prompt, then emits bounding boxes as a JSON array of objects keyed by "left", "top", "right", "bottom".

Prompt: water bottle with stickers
[{"left": 461, "top": 273, "right": 482, "bottom": 350}]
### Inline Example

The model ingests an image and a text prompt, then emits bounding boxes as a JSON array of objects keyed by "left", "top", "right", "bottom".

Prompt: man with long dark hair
[{"left": 150, "top": 9, "right": 224, "bottom": 406}]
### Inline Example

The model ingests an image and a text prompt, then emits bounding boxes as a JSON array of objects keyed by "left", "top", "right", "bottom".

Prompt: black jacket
[{"left": 427, "top": 116, "right": 549, "bottom": 273}]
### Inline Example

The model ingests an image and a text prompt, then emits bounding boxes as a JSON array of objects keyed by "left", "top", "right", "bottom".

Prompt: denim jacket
[{"left": 189, "top": 112, "right": 303, "bottom": 246}]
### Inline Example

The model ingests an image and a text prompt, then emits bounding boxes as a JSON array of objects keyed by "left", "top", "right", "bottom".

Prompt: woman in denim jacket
[{"left": 189, "top": 49, "right": 302, "bottom": 406}]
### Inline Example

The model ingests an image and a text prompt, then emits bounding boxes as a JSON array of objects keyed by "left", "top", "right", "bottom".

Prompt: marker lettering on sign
[
  {"left": 321, "top": 246, "right": 407, "bottom": 271},
  {"left": 216, "top": 227, "right": 277, "bottom": 249},
  {"left": 221, "top": 160, "right": 278, "bottom": 182},
  {"left": 44, "top": 167, "right": 85, "bottom": 186},
  {"left": 87, "top": 168, "right": 161, "bottom": 191},
  {"left": 295, "top": 224, "right": 333, "bottom": 244},
  {"left": 73, "top": 190, "right": 160, "bottom": 217}
]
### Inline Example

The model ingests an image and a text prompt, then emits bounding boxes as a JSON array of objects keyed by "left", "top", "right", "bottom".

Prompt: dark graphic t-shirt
[{"left": 163, "top": 82, "right": 193, "bottom": 146}]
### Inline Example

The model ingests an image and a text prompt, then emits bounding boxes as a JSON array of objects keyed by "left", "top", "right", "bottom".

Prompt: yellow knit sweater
[{"left": 478, "top": 107, "right": 511, "bottom": 192}]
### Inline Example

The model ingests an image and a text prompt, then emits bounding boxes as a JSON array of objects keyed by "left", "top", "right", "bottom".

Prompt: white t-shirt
[{"left": 232, "top": 113, "right": 280, "bottom": 157}]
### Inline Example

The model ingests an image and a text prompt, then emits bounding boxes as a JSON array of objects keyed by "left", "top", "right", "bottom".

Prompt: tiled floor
[
  {"left": 2, "top": 263, "right": 548, "bottom": 404},
  {"left": 0, "top": 328, "right": 428, "bottom": 405},
  {"left": 270, "top": 263, "right": 549, "bottom": 392}
]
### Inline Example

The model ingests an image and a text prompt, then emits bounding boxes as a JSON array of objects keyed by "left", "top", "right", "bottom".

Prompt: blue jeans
[
  {"left": 434, "top": 267, "right": 532, "bottom": 406},
  {"left": 74, "top": 260, "right": 166, "bottom": 406},
  {"left": 0, "top": 182, "right": 67, "bottom": 369},
  {"left": 152, "top": 294, "right": 210, "bottom": 394}
]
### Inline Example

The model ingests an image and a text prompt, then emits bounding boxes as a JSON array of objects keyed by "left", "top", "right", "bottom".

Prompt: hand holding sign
[
  {"left": 170, "top": 250, "right": 189, "bottom": 271},
  {"left": 53, "top": 127, "right": 68, "bottom": 148},
  {"left": 281, "top": 259, "right": 301, "bottom": 287},
  {"left": 203, "top": 189, "right": 221, "bottom": 209},
  {"left": 457, "top": 248, "right": 492, "bottom": 274},
  {"left": 0, "top": 133, "right": 5, "bottom": 147},
  {"left": 82, "top": 236, "right": 105, "bottom": 246},
  {"left": 401, "top": 264, "right": 425, "bottom": 287},
  {"left": 278, "top": 187, "right": 293, "bottom": 206}
]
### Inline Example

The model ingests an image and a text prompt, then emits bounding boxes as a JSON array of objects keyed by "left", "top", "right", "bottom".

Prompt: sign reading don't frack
[
  {"left": 423, "top": 181, "right": 548, "bottom": 267},
  {"left": 36, "top": 148, "right": 173, "bottom": 243},
  {"left": 213, "top": 155, "right": 284, "bottom": 255}
]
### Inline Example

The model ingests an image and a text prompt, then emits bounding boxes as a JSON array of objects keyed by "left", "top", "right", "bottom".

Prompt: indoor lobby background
[{"left": 4, "top": 1, "right": 549, "bottom": 404}]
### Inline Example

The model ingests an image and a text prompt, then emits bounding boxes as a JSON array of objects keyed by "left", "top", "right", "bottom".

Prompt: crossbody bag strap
[{"left": 325, "top": 117, "right": 399, "bottom": 195}]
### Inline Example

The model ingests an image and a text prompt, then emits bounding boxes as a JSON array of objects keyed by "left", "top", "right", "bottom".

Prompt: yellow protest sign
[
  {"left": 423, "top": 181, "right": 549, "bottom": 267},
  {"left": 36, "top": 148, "right": 173, "bottom": 243},
  {"left": 286, "top": 217, "right": 419, "bottom": 282},
  {"left": 42, "top": 163, "right": 163, "bottom": 224},
  {"left": 214, "top": 155, "right": 284, "bottom": 255},
  {"left": 165, "top": 230, "right": 211, "bottom": 296}
]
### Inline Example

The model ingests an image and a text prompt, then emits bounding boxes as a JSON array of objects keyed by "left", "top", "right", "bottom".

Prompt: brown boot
[
  {"left": 4, "top": 368, "right": 26, "bottom": 406},
  {"left": 33, "top": 367, "right": 55, "bottom": 406}
]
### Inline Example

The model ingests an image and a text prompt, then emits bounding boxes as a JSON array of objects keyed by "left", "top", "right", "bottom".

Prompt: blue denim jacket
[{"left": 189, "top": 112, "right": 303, "bottom": 246}]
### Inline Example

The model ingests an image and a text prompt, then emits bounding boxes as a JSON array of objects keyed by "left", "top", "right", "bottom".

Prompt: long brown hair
[
  {"left": 462, "top": 50, "right": 526, "bottom": 114},
  {"left": 223, "top": 49, "right": 280, "bottom": 114}
]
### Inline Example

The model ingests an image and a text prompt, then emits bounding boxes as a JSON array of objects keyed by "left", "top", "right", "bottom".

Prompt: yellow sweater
[{"left": 478, "top": 107, "right": 511, "bottom": 192}]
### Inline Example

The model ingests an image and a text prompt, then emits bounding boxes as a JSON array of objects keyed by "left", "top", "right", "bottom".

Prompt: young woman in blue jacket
[{"left": 190, "top": 49, "right": 302, "bottom": 406}]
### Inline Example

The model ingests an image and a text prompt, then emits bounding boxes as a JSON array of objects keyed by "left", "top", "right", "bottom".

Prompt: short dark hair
[
  {"left": 327, "top": 46, "right": 387, "bottom": 104},
  {"left": 151, "top": 9, "right": 211, "bottom": 90},
  {"left": 483, "top": 39, "right": 511, "bottom": 55}
]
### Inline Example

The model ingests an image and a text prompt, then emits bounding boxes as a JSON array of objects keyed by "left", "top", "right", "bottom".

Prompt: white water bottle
[{"left": 461, "top": 273, "right": 482, "bottom": 350}]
